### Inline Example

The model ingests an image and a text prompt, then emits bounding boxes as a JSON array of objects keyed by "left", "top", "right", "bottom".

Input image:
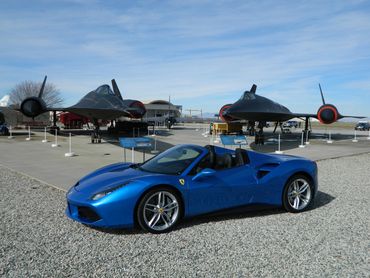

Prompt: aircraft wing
[
  {"left": 341, "top": 115, "right": 366, "bottom": 119},
  {"left": 292, "top": 113, "right": 366, "bottom": 120},
  {"left": 292, "top": 113, "right": 318, "bottom": 119}
]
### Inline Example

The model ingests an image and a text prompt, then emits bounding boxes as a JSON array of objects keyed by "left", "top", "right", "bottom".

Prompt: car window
[{"left": 188, "top": 154, "right": 213, "bottom": 176}]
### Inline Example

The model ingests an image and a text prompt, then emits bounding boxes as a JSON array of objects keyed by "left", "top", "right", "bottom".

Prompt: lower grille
[{"left": 77, "top": 206, "right": 101, "bottom": 222}]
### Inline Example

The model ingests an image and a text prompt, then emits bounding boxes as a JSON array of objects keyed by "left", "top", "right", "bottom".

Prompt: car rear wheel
[
  {"left": 283, "top": 175, "right": 314, "bottom": 213},
  {"left": 137, "top": 188, "right": 182, "bottom": 233}
]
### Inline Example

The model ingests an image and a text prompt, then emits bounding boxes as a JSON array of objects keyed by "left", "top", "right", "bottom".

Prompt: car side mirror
[{"left": 192, "top": 168, "right": 216, "bottom": 181}]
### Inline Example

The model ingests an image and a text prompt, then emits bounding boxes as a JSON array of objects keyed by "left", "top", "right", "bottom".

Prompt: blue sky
[{"left": 0, "top": 0, "right": 370, "bottom": 116}]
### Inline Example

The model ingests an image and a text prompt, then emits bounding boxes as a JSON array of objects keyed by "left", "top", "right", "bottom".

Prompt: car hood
[{"left": 74, "top": 163, "right": 161, "bottom": 194}]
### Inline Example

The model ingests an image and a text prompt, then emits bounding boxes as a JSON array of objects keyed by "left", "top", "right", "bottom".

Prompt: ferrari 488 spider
[{"left": 66, "top": 144, "right": 318, "bottom": 233}]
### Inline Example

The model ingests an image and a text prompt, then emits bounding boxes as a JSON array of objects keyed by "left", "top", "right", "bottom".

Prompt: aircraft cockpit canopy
[
  {"left": 95, "top": 85, "right": 115, "bottom": 96},
  {"left": 240, "top": 91, "right": 256, "bottom": 101}
]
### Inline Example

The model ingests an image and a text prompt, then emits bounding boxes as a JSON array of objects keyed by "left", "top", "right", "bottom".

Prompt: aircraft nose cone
[{"left": 224, "top": 104, "right": 238, "bottom": 117}]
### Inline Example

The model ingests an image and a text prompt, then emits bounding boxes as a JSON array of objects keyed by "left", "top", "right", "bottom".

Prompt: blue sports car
[{"left": 66, "top": 144, "right": 318, "bottom": 233}]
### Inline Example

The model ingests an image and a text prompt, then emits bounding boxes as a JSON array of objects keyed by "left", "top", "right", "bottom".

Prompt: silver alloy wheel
[
  {"left": 287, "top": 178, "right": 312, "bottom": 211},
  {"left": 143, "top": 191, "right": 179, "bottom": 231}
]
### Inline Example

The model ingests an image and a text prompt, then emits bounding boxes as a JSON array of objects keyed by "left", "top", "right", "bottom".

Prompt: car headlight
[{"left": 91, "top": 181, "right": 132, "bottom": 201}]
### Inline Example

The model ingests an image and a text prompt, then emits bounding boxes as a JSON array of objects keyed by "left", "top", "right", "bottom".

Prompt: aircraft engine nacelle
[
  {"left": 219, "top": 104, "right": 236, "bottom": 122},
  {"left": 20, "top": 97, "right": 47, "bottom": 118},
  {"left": 127, "top": 100, "right": 147, "bottom": 119},
  {"left": 316, "top": 104, "right": 340, "bottom": 124}
]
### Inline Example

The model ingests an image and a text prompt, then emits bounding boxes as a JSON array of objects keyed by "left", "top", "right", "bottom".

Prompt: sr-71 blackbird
[
  {"left": 219, "top": 84, "right": 364, "bottom": 143},
  {"left": 18, "top": 76, "right": 146, "bottom": 142}
]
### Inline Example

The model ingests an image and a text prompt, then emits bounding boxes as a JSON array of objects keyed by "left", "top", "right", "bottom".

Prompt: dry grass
[{"left": 310, "top": 121, "right": 357, "bottom": 130}]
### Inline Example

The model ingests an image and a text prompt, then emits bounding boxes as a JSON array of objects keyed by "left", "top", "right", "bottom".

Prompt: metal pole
[
  {"left": 65, "top": 133, "right": 75, "bottom": 157},
  {"left": 299, "top": 131, "right": 305, "bottom": 148},
  {"left": 352, "top": 130, "right": 358, "bottom": 142},
  {"left": 26, "top": 126, "right": 31, "bottom": 141},
  {"left": 305, "top": 129, "right": 310, "bottom": 145},
  {"left": 132, "top": 147, "right": 135, "bottom": 163},
  {"left": 8, "top": 125, "right": 13, "bottom": 139},
  {"left": 42, "top": 127, "right": 48, "bottom": 142},
  {"left": 275, "top": 134, "right": 283, "bottom": 154},
  {"left": 327, "top": 131, "right": 333, "bottom": 144},
  {"left": 52, "top": 129, "right": 59, "bottom": 147},
  {"left": 151, "top": 134, "right": 159, "bottom": 154},
  {"left": 69, "top": 133, "right": 72, "bottom": 153}
]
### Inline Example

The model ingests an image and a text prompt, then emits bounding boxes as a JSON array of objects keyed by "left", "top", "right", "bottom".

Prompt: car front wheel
[
  {"left": 137, "top": 188, "right": 182, "bottom": 233},
  {"left": 283, "top": 175, "right": 314, "bottom": 213}
]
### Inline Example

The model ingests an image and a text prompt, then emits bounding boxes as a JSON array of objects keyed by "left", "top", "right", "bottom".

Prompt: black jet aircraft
[
  {"left": 18, "top": 76, "right": 146, "bottom": 142},
  {"left": 219, "top": 84, "right": 364, "bottom": 143}
]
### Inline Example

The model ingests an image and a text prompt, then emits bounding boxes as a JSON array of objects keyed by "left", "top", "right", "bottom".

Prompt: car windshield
[{"left": 139, "top": 145, "right": 202, "bottom": 175}]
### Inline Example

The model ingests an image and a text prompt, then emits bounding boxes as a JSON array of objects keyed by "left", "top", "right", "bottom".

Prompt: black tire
[
  {"left": 282, "top": 174, "right": 314, "bottom": 213},
  {"left": 136, "top": 187, "right": 183, "bottom": 234}
]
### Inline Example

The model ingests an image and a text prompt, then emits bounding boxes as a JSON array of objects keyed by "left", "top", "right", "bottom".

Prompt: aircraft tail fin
[
  {"left": 318, "top": 83, "right": 326, "bottom": 105},
  {"left": 250, "top": 84, "right": 257, "bottom": 94},
  {"left": 111, "top": 79, "right": 123, "bottom": 100},
  {"left": 38, "top": 76, "right": 47, "bottom": 98}
]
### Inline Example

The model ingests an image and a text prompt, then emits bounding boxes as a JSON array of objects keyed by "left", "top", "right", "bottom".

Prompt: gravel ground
[{"left": 0, "top": 154, "right": 369, "bottom": 277}]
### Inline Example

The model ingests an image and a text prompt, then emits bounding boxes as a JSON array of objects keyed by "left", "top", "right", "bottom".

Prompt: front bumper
[{"left": 65, "top": 187, "right": 136, "bottom": 229}]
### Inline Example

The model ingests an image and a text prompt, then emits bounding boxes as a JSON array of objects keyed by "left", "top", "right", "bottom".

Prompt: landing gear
[
  {"left": 90, "top": 131, "right": 101, "bottom": 144},
  {"left": 254, "top": 132, "right": 264, "bottom": 145},
  {"left": 247, "top": 121, "right": 256, "bottom": 136},
  {"left": 254, "top": 122, "right": 265, "bottom": 145},
  {"left": 49, "top": 111, "right": 60, "bottom": 134},
  {"left": 273, "top": 121, "right": 284, "bottom": 134},
  {"left": 302, "top": 117, "right": 311, "bottom": 141},
  {"left": 91, "top": 119, "right": 102, "bottom": 144}
]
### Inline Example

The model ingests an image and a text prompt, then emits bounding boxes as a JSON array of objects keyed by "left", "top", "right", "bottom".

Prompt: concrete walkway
[{"left": 0, "top": 125, "right": 369, "bottom": 191}]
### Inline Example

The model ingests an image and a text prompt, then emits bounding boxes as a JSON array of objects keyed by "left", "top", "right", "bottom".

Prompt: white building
[{"left": 142, "top": 100, "right": 182, "bottom": 119}]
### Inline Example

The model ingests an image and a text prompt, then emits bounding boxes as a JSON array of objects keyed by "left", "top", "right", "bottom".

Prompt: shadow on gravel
[
  {"left": 178, "top": 190, "right": 335, "bottom": 231},
  {"left": 91, "top": 190, "right": 335, "bottom": 235},
  {"left": 90, "top": 226, "right": 145, "bottom": 235},
  {"left": 178, "top": 205, "right": 284, "bottom": 230},
  {"left": 311, "top": 190, "right": 336, "bottom": 209}
]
